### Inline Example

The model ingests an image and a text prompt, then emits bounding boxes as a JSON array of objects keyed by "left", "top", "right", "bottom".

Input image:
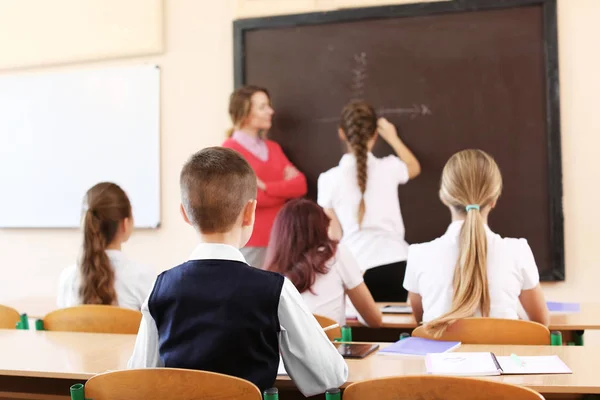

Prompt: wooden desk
[
  {"left": 346, "top": 302, "right": 600, "bottom": 343},
  {"left": 0, "top": 330, "right": 599, "bottom": 399}
]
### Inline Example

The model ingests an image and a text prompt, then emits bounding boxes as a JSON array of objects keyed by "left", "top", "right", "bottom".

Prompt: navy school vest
[{"left": 148, "top": 259, "right": 285, "bottom": 391}]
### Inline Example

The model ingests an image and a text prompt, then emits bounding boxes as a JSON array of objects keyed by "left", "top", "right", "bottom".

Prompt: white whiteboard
[{"left": 0, "top": 65, "right": 160, "bottom": 228}]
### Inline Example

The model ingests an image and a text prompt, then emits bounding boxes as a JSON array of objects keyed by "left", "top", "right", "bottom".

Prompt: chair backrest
[
  {"left": 0, "top": 304, "right": 20, "bottom": 329},
  {"left": 343, "top": 375, "right": 544, "bottom": 400},
  {"left": 85, "top": 368, "right": 262, "bottom": 400},
  {"left": 313, "top": 314, "right": 341, "bottom": 341},
  {"left": 43, "top": 305, "right": 142, "bottom": 334},
  {"left": 412, "top": 318, "right": 550, "bottom": 345}
]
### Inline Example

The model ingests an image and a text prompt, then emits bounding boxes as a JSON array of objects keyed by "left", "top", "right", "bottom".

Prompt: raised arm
[{"left": 377, "top": 118, "right": 421, "bottom": 179}]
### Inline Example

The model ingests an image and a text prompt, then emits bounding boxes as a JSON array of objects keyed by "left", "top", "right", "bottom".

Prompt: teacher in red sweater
[{"left": 223, "top": 85, "right": 307, "bottom": 268}]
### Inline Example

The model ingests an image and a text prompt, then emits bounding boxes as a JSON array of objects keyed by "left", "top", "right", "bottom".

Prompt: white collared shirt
[
  {"left": 127, "top": 243, "right": 348, "bottom": 397},
  {"left": 57, "top": 250, "right": 155, "bottom": 311},
  {"left": 403, "top": 221, "right": 540, "bottom": 322},
  {"left": 318, "top": 152, "right": 410, "bottom": 271},
  {"left": 300, "top": 243, "right": 363, "bottom": 327}
]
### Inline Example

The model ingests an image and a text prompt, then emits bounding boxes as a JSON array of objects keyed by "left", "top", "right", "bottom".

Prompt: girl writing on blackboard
[
  {"left": 265, "top": 198, "right": 382, "bottom": 328},
  {"left": 223, "top": 85, "right": 307, "bottom": 268},
  {"left": 403, "top": 149, "right": 549, "bottom": 335},
  {"left": 57, "top": 182, "right": 155, "bottom": 310},
  {"left": 317, "top": 100, "right": 421, "bottom": 302}
]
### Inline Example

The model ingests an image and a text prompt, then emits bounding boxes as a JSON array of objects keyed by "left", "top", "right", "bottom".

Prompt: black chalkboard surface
[{"left": 234, "top": 0, "right": 563, "bottom": 280}]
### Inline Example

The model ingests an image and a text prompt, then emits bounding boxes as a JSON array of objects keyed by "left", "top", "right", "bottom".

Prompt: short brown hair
[{"left": 180, "top": 147, "right": 257, "bottom": 233}]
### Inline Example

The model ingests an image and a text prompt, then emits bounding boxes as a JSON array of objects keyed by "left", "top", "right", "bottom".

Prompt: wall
[
  {"left": 0, "top": 0, "right": 235, "bottom": 304},
  {"left": 0, "top": 0, "right": 598, "bottom": 335}
]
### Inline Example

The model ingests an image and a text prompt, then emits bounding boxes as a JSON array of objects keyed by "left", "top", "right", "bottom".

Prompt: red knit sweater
[{"left": 223, "top": 138, "right": 307, "bottom": 247}]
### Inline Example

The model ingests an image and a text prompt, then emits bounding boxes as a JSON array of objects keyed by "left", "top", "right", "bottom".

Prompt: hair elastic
[{"left": 465, "top": 204, "right": 480, "bottom": 212}]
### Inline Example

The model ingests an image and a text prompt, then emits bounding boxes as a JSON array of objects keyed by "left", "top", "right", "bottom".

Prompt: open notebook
[{"left": 426, "top": 352, "right": 572, "bottom": 376}]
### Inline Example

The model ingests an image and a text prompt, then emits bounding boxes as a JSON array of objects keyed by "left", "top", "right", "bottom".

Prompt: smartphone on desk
[{"left": 336, "top": 343, "right": 380, "bottom": 359}]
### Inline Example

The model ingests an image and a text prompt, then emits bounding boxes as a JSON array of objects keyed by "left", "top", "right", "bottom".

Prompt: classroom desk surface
[
  {"left": 346, "top": 302, "right": 600, "bottom": 331},
  {"left": 6, "top": 299, "right": 600, "bottom": 331},
  {"left": 0, "top": 330, "right": 599, "bottom": 397}
]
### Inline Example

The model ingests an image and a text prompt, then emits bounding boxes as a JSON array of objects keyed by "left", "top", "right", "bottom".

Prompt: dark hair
[
  {"left": 265, "top": 199, "right": 338, "bottom": 293},
  {"left": 227, "top": 85, "right": 271, "bottom": 137},
  {"left": 80, "top": 182, "right": 131, "bottom": 305},
  {"left": 180, "top": 147, "right": 257, "bottom": 233},
  {"left": 339, "top": 100, "right": 378, "bottom": 227}
]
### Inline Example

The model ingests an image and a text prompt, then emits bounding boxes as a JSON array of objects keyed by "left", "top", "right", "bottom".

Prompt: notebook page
[
  {"left": 425, "top": 352, "right": 501, "bottom": 376},
  {"left": 497, "top": 356, "right": 572, "bottom": 375}
]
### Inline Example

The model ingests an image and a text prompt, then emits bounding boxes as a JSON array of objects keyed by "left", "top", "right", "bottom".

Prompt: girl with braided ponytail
[
  {"left": 57, "top": 182, "right": 155, "bottom": 310},
  {"left": 403, "top": 150, "right": 549, "bottom": 336},
  {"left": 317, "top": 100, "right": 421, "bottom": 302}
]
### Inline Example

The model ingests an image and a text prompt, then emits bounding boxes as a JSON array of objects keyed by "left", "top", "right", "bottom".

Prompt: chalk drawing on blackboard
[
  {"left": 351, "top": 52, "right": 368, "bottom": 100},
  {"left": 314, "top": 104, "right": 432, "bottom": 123},
  {"left": 378, "top": 104, "right": 432, "bottom": 119}
]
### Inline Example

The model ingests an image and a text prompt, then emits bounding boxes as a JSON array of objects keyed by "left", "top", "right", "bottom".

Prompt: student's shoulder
[
  {"left": 242, "top": 262, "right": 286, "bottom": 283},
  {"left": 408, "top": 236, "right": 446, "bottom": 259},
  {"left": 488, "top": 231, "right": 532, "bottom": 255},
  {"left": 126, "top": 260, "right": 156, "bottom": 283},
  {"left": 374, "top": 154, "right": 405, "bottom": 166},
  {"left": 332, "top": 242, "right": 356, "bottom": 266},
  {"left": 58, "top": 264, "right": 77, "bottom": 283},
  {"left": 318, "top": 165, "right": 342, "bottom": 184}
]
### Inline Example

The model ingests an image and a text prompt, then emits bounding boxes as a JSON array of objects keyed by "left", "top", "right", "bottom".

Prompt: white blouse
[
  {"left": 300, "top": 244, "right": 364, "bottom": 326},
  {"left": 57, "top": 250, "right": 155, "bottom": 310},
  {"left": 318, "top": 153, "right": 410, "bottom": 271},
  {"left": 403, "top": 221, "right": 540, "bottom": 322}
]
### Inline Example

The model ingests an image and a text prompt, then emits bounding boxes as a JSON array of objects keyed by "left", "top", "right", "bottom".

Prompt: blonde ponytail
[{"left": 425, "top": 150, "right": 502, "bottom": 337}]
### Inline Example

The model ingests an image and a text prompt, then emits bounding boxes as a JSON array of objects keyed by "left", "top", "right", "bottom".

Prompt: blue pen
[{"left": 510, "top": 353, "right": 525, "bottom": 367}]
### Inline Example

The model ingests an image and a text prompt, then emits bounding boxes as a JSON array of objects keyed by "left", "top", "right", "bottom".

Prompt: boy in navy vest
[{"left": 128, "top": 147, "right": 347, "bottom": 396}]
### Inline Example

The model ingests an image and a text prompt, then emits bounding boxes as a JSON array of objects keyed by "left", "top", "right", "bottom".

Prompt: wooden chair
[
  {"left": 313, "top": 314, "right": 341, "bottom": 341},
  {"left": 343, "top": 375, "right": 544, "bottom": 400},
  {"left": 85, "top": 368, "right": 262, "bottom": 400},
  {"left": 0, "top": 304, "right": 20, "bottom": 329},
  {"left": 412, "top": 318, "right": 550, "bottom": 345},
  {"left": 43, "top": 305, "right": 141, "bottom": 334}
]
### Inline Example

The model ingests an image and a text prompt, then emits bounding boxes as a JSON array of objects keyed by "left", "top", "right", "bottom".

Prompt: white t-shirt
[
  {"left": 57, "top": 249, "right": 155, "bottom": 311},
  {"left": 403, "top": 221, "right": 540, "bottom": 322},
  {"left": 300, "top": 244, "right": 364, "bottom": 326},
  {"left": 317, "top": 153, "right": 410, "bottom": 271}
]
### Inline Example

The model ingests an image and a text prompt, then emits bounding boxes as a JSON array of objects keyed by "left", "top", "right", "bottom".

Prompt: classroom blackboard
[{"left": 233, "top": 0, "right": 563, "bottom": 281}]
